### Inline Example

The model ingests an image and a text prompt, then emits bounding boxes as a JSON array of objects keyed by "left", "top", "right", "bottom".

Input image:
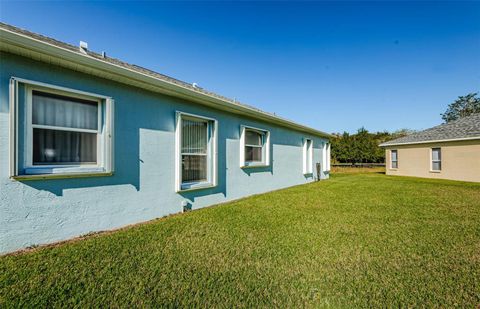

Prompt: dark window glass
[
  {"left": 33, "top": 128, "right": 97, "bottom": 165},
  {"left": 245, "top": 130, "right": 262, "bottom": 146},
  {"left": 245, "top": 146, "right": 262, "bottom": 162},
  {"left": 182, "top": 155, "right": 207, "bottom": 183},
  {"left": 245, "top": 129, "right": 264, "bottom": 163},
  {"left": 391, "top": 150, "right": 398, "bottom": 168},
  {"left": 432, "top": 148, "right": 441, "bottom": 171}
]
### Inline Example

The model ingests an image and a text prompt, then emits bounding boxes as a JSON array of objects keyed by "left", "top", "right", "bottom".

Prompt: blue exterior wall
[{"left": 0, "top": 52, "right": 329, "bottom": 254}]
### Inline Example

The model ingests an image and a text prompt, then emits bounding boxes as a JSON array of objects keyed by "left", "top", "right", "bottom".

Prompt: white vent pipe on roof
[{"left": 79, "top": 41, "right": 88, "bottom": 53}]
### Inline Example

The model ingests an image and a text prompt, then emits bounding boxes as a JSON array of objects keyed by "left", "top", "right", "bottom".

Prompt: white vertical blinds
[
  {"left": 32, "top": 91, "right": 99, "bottom": 165},
  {"left": 181, "top": 118, "right": 208, "bottom": 183},
  {"left": 181, "top": 119, "right": 208, "bottom": 154}
]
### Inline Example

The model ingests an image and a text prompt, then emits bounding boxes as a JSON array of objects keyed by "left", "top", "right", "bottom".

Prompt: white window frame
[
  {"left": 9, "top": 77, "right": 114, "bottom": 178},
  {"left": 326, "top": 142, "right": 331, "bottom": 171},
  {"left": 322, "top": 142, "right": 331, "bottom": 172},
  {"left": 303, "top": 138, "right": 313, "bottom": 174},
  {"left": 431, "top": 147, "right": 442, "bottom": 172},
  {"left": 239, "top": 125, "right": 270, "bottom": 168},
  {"left": 390, "top": 149, "right": 398, "bottom": 169},
  {"left": 175, "top": 111, "right": 218, "bottom": 192}
]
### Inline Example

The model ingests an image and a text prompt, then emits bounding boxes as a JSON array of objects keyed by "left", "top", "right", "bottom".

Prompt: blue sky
[{"left": 1, "top": 1, "right": 479, "bottom": 133}]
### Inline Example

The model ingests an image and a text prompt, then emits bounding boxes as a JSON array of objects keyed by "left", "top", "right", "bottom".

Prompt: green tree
[
  {"left": 441, "top": 93, "right": 480, "bottom": 123},
  {"left": 330, "top": 128, "right": 415, "bottom": 164}
]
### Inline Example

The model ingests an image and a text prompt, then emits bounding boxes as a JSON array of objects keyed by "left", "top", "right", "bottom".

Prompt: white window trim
[
  {"left": 390, "top": 149, "right": 398, "bottom": 169},
  {"left": 430, "top": 147, "right": 442, "bottom": 172},
  {"left": 239, "top": 125, "right": 270, "bottom": 168},
  {"left": 175, "top": 111, "right": 218, "bottom": 192},
  {"left": 9, "top": 77, "right": 114, "bottom": 179},
  {"left": 303, "top": 138, "right": 313, "bottom": 174},
  {"left": 322, "top": 142, "right": 331, "bottom": 172},
  {"left": 25, "top": 85, "right": 102, "bottom": 173},
  {"left": 326, "top": 142, "right": 331, "bottom": 171}
]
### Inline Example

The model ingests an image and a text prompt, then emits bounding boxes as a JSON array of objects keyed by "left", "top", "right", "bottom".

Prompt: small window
[
  {"left": 303, "top": 139, "right": 313, "bottom": 174},
  {"left": 326, "top": 142, "right": 331, "bottom": 171},
  {"left": 11, "top": 79, "right": 115, "bottom": 177},
  {"left": 322, "top": 142, "right": 331, "bottom": 172},
  {"left": 245, "top": 130, "right": 264, "bottom": 163},
  {"left": 391, "top": 150, "right": 398, "bottom": 169},
  {"left": 240, "top": 126, "right": 270, "bottom": 167},
  {"left": 431, "top": 148, "right": 441, "bottom": 171},
  {"left": 176, "top": 112, "right": 217, "bottom": 191}
]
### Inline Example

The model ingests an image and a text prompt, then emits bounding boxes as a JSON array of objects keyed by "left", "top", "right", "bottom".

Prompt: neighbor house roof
[
  {"left": 0, "top": 22, "right": 331, "bottom": 138},
  {"left": 380, "top": 113, "right": 480, "bottom": 146}
]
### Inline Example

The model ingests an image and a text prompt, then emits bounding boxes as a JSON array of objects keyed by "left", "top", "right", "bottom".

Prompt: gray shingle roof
[
  {"left": 1, "top": 22, "right": 332, "bottom": 138},
  {"left": 380, "top": 113, "right": 480, "bottom": 146},
  {"left": 0, "top": 22, "right": 259, "bottom": 110}
]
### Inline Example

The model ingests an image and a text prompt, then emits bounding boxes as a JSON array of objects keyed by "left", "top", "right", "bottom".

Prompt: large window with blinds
[
  {"left": 18, "top": 81, "right": 114, "bottom": 177},
  {"left": 176, "top": 112, "right": 217, "bottom": 191},
  {"left": 240, "top": 126, "right": 270, "bottom": 167}
]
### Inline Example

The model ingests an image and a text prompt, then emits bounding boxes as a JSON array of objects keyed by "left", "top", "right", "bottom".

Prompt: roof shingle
[
  {"left": 1, "top": 22, "right": 332, "bottom": 137},
  {"left": 0, "top": 22, "right": 259, "bottom": 110},
  {"left": 380, "top": 113, "right": 480, "bottom": 146}
]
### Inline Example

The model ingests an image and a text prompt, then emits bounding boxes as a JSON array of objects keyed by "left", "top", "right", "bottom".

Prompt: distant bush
[{"left": 330, "top": 128, "right": 414, "bottom": 163}]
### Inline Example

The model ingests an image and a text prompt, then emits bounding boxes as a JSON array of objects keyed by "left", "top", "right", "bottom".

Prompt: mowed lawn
[{"left": 1, "top": 174, "right": 479, "bottom": 307}]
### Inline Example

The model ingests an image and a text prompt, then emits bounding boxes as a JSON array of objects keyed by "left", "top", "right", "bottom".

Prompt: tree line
[{"left": 330, "top": 128, "right": 412, "bottom": 164}]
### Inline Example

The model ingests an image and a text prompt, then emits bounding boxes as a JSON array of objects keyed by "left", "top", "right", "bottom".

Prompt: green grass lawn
[{"left": 1, "top": 174, "right": 479, "bottom": 307}]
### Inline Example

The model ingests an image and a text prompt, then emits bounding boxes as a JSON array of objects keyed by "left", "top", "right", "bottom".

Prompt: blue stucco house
[{"left": 0, "top": 23, "right": 331, "bottom": 254}]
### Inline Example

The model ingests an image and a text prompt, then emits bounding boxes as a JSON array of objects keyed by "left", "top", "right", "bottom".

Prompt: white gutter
[
  {"left": 380, "top": 136, "right": 480, "bottom": 147},
  {"left": 0, "top": 26, "right": 332, "bottom": 139}
]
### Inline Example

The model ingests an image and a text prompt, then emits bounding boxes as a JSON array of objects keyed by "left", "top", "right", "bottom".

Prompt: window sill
[
  {"left": 12, "top": 171, "right": 113, "bottom": 181},
  {"left": 24, "top": 166, "right": 104, "bottom": 174},
  {"left": 179, "top": 182, "right": 216, "bottom": 192},
  {"left": 241, "top": 163, "right": 270, "bottom": 169},
  {"left": 429, "top": 170, "right": 442, "bottom": 173}
]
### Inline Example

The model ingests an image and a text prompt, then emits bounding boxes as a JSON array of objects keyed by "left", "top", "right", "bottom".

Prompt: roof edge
[
  {"left": 379, "top": 136, "right": 480, "bottom": 147},
  {"left": 0, "top": 25, "right": 332, "bottom": 139}
]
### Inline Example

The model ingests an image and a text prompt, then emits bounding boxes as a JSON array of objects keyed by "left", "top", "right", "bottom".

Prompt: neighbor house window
[
  {"left": 175, "top": 112, "right": 217, "bottom": 191},
  {"left": 431, "top": 148, "right": 441, "bottom": 171},
  {"left": 303, "top": 138, "right": 313, "bottom": 174},
  {"left": 240, "top": 126, "right": 270, "bottom": 167},
  {"left": 9, "top": 78, "right": 114, "bottom": 177},
  {"left": 391, "top": 150, "right": 398, "bottom": 169}
]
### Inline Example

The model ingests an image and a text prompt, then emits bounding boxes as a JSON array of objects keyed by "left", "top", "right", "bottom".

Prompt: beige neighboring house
[{"left": 380, "top": 113, "right": 480, "bottom": 182}]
